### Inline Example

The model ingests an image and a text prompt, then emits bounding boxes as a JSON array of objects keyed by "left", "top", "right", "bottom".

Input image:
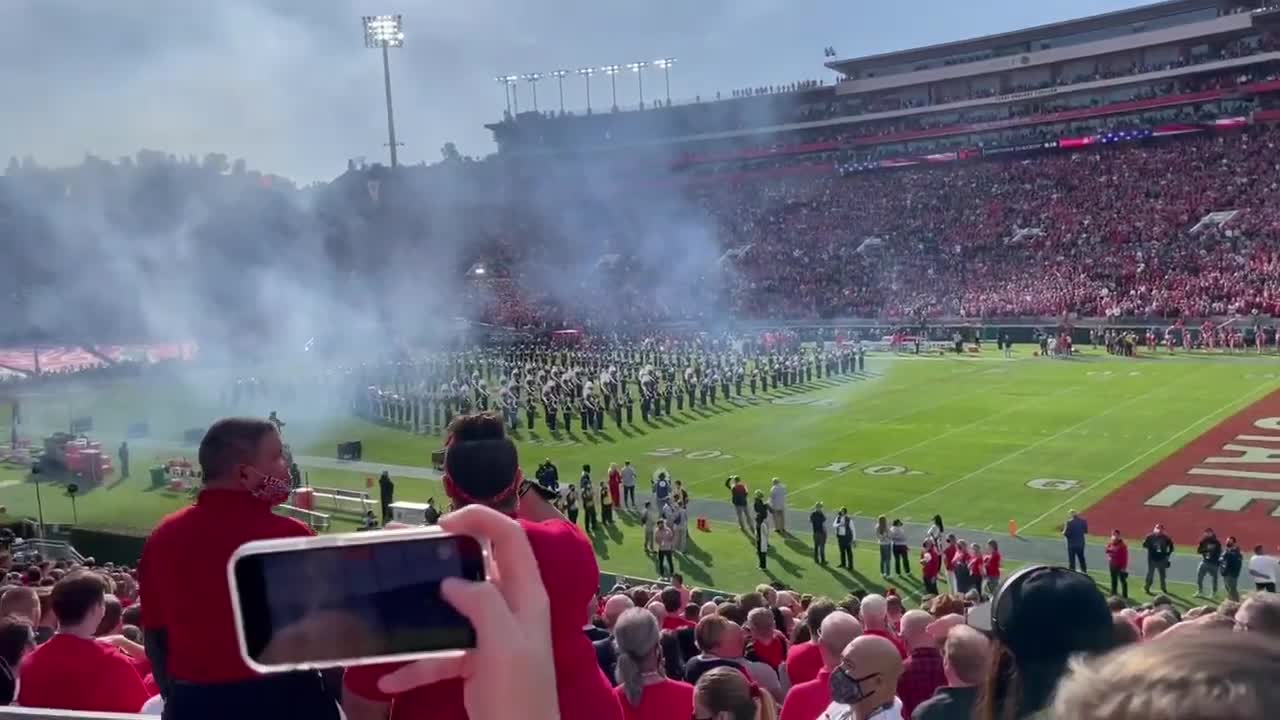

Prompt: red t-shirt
[
  {"left": 344, "top": 517, "right": 622, "bottom": 720},
  {"left": 921, "top": 549, "right": 942, "bottom": 579},
  {"left": 984, "top": 552, "right": 1002, "bottom": 578},
  {"left": 968, "top": 555, "right": 984, "bottom": 580},
  {"left": 139, "top": 489, "right": 313, "bottom": 684},
  {"left": 1107, "top": 540, "right": 1129, "bottom": 570},
  {"left": 614, "top": 678, "right": 693, "bottom": 720},
  {"left": 864, "top": 628, "right": 907, "bottom": 659},
  {"left": 784, "top": 640, "right": 823, "bottom": 686},
  {"left": 661, "top": 615, "right": 694, "bottom": 632},
  {"left": 778, "top": 669, "right": 831, "bottom": 720},
  {"left": 18, "top": 634, "right": 150, "bottom": 713},
  {"left": 750, "top": 631, "right": 787, "bottom": 670},
  {"left": 942, "top": 545, "right": 958, "bottom": 570}
]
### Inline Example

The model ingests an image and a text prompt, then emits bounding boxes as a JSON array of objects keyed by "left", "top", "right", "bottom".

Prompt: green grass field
[{"left": 3, "top": 347, "right": 1278, "bottom": 605}]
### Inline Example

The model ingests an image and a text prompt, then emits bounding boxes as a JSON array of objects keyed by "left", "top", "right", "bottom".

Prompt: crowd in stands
[{"left": 0, "top": 413, "right": 1274, "bottom": 719}]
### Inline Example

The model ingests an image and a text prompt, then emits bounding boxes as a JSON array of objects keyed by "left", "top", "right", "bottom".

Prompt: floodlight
[
  {"left": 362, "top": 15, "right": 404, "bottom": 48},
  {"left": 627, "top": 61, "right": 649, "bottom": 73},
  {"left": 601, "top": 64, "right": 621, "bottom": 75},
  {"left": 550, "top": 69, "right": 570, "bottom": 78},
  {"left": 523, "top": 72, "right": 543, "bottom": 81},
  {"left": 654, "top": 57, "right": 676, "bottom": 70},
  {"left": 577, "top": 67, "right": 596, "bottom": 76}
]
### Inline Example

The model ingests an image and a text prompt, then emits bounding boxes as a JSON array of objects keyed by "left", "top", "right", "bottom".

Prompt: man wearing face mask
[
  {"left": 822, "top": 635, "right": 905, "bottom": 720},
  {"left": 139, "top": 417, "right": 337, "bottom": 720}
]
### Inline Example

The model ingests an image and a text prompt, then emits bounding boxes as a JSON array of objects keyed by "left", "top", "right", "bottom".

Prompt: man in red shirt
[
  {"left": 859, "top": 594, "right": 907, "bottom": 658},
  {"left": 942, "top": 535, "right": 959, "bottom": 588},
  {"left": 140, "top": 417, "right": 337, "bottom": 720},
  {"left": 1106, "top": 530, "right": 1130, "bottom": 599},
  {"left": 984, "top": 540, "right": 1003, "bottom": 598},
  {"left": 783, "top": 597, "right": 837, "bottom": 686},
  {"left": 896, "top": 610, "right": 946, "bottom": 718},
  {"left": 778, "top": 610, "right": 860, "bottom": 720},
  {"left": 343, "top": 413, "right": 621, "bottom": 720},
  {"left": 19, "top": 572, "right": 149, "bottom": 713},
  {"left": 744, "top": 607, "right": 786, "bottom": 671}
]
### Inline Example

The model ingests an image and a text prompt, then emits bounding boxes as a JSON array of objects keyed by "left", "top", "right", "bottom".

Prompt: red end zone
[{"left": 1085, "top": 388, "right": 1280, "bottom": 547}]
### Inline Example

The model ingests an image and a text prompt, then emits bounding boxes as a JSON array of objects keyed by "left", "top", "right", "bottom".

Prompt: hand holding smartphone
[{"left": 229, "top": 527, "right": 486, "bottom": 672}]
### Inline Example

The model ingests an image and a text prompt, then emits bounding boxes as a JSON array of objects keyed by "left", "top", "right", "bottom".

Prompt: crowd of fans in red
[
  {"left": 0, "top": 414, "right": 1276, "bottom": 720},
  {"left": 475, "top": 128, "right": 1280, "bottom": 328}
]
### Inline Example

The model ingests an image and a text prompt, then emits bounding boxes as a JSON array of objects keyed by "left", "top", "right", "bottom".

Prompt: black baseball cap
[{"left": 993, "top": 566, "right": 1113, "bottom": 664}]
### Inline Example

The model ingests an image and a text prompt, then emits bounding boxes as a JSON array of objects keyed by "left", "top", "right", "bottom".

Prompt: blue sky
[{"left": 0, "top": 0, "right": 1149, "bottom": 181}]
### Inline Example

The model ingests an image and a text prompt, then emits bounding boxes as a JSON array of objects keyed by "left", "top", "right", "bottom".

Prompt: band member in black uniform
[
  {"left": 735, "top": 367, "right": 743, "bottom": 396},
  {"left": 858, "top": 344, "right": 867, "bottom": 372},
  {"left": 640, "top": 389, "right": 650, "bottom": 423},
  {"left": 563, "top": 396, "right": 575, "bottom": 433},
  {"left": 624, "top": 390, "right": 635, "bottom": 424},
  {"left": 526, "top": 395, "right": 536, "bottom": 430},
  {"left": 749, "top": 367, "right": 757, "bottom": 395},
  {"left": 699, "top": 376, "right": 709, "bottom": 406},
  {"left": 613, "top": 394, "right": 623, "bottom": 427},
  {"left": 546, "top": 393, "right": 558, "bottom": 432},
  {"left": 720, "top": 370, "right": 730, "bottom": 400}
]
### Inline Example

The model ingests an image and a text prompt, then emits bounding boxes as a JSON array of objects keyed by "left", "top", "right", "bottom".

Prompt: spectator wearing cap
[
  {"left": 1141, "top": 524, "right": 1174, "bottom": 595},
  {"left": 744, "top": 607, "right": 786, "bottom": 672},
  {"left": 975, "top": 567, "right": 1116, "bottom": 720},
  {"left": 1234, "top": 592, "right": 1280, "bottom": 638},
  {"left": 912, "top": 625, "right": 990, "bottom": 720},
  {"left": 18, "top": 572, "right": 148, "bottom": 713},
  {"left": 824, "top": 635, "right": 906, "bottom": 720},
  {"left": 784, "top": 598, "right": 838, "bottom": 686},
  {"left": 1194, "top": 528, "right": 1222, "bottom": 598},
  {"left": 612, "top": 608, "right": 694, "bottom": 720},
  {"left": 860, "top": 595, "right": 907, "bottom": 659},
  {"left": 139, "top": 418, "right": 336, "bottom": 720},
  {"left": 778, "top": 611, "right": 860, "bottom": 720},
  {"left": 896, "top": 610, "right": 944, "bottom": 718},
  {"left": 1051, "top": 631, "right": 1280, "bottom": 720},
  {"left": 344, "top": 413, "right": 622, "bottom": 720}
]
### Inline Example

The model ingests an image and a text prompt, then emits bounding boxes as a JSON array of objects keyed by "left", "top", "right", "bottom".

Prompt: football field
[{"left": 3, "top": 347, "right": 1279, "bottom": 604}]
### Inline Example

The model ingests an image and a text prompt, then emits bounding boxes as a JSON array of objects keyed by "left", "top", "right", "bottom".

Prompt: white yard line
[
  {"left": 883, "top": 371, "right": 1195, "bottom": 516},
  {"left": 789, "top": 381, "right": 1083, "bottom": 499},
  {"left": 1018, "top": 382, "right": 1277, "bottom": 532},
  {"left": 694, "top": 361, "right": 1026, "bottom": 487}
]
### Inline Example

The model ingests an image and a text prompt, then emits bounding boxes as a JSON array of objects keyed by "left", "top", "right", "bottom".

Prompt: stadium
[{"left": 1, "top": 1, "right": 1280, "bottom": 719}]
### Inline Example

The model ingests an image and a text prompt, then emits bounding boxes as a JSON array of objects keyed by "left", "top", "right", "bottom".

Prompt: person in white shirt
[
  {"left": 821, "top": 635, "right": 905, "bottom": 720},
  {"left": 769, "top": 478, "right": 788, "bottom": 534},
  {"left": 620, "top": 461, "right": 638, "bottom": 510},
  {"left": 1248, "top": 545, "right": 1279, "bottom": 592},
  {"left": 756, "top": 516, "right": 771, "bottom": 570}
]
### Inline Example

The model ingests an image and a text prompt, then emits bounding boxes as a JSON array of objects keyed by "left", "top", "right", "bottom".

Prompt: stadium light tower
[
  {"left": 500, "top": 74, "right": 521, "bottom": 114},
  {"left": 523, "top": 72, "right": 543, "bottom": 112},
  {"left": 362, "top": 14, "right": 404, "bottom": 168},
  {"left": 577, "top": 67, "right": 596, "bottom": 113},
  {"left": 627, "top": 61, "right": 649, "bottom": 107},
  {"left": 495, "top": 76, "right": 513, "bottom": 116},
  {"left": 601, "top": 64, "right": 621, "bottom": 111},
  {"left": 550, "top": 69, "right": 569, "bottom": 114},
  {"left": 654, "top": 57, "right": 676, "bottom": 105}
]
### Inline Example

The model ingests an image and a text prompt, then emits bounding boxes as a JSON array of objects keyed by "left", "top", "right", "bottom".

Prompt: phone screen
[{"left": 233, "top": 534, "right": 484, "bottom": 669}]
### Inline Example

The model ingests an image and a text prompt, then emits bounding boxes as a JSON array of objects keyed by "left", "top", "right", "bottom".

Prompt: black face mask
[{"left": 829, "top": 667, "right": 880, "bottom": 705}]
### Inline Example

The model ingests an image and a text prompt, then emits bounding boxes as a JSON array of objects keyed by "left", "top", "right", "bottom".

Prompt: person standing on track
[
  {"left": 725, "top": 476, "right": 750, "bottom": 532},
  {"left": 835, "top": 508, "right": 855, "bottom": 570},
  {"left": 769, "top": 478, "right": 787, "bottom": 535},
  {"left": 620, "top": 461, "right": 637, "bottom": 510},
  {"left": 810, "top": 502, "right": 827, "bottom": 565},
  {"left": 1063, "top": 510, "right": 1089, "bottom": 572}
]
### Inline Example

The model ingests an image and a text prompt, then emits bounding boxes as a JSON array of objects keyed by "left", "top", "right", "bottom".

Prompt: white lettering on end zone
[{"left": 1145, "top": 484, "right": 1280, "bottom": 516}]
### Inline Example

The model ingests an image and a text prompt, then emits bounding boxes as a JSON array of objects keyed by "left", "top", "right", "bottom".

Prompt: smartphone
[{"left": 228, "top": 527, "right": 485, "bottom": 672}]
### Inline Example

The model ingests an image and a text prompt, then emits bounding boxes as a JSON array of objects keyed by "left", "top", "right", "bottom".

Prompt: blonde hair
[
  {"left": 1051, "top": 631, "right": 1280, "bottom": 720},
  {"left": 693, "top": 667, "right": 778, "bottom": 720}
]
